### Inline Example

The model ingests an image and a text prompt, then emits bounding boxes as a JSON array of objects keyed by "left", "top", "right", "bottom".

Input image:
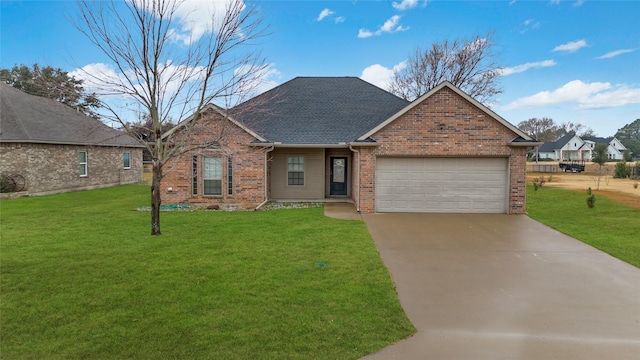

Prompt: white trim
[
  {"left": 123, "top": 151, "right": 131, "bottom": 169},
  {"left": 357, "top": 82, "right": 534, "bottom": 142},
  {"left": 79, "top": 150, "right": 88, "bottom": 177}
]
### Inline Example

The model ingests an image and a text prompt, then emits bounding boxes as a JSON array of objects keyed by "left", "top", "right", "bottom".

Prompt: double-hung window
[
  {"left": 287, "top": 156, "right": 304, "bottom": 186},
  {"left": 203, "top": 156, "right": 222, "bottom": 195},
  {"left": 79, "top": 151, "right": 88, "bottom": 177},
  {"left": 123, "top": 152, "right": 131, "bottom": 169}
]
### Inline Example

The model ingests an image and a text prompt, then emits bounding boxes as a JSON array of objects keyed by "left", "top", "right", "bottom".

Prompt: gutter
[
  {"left": 248, "top": 142, "right": 379, "bottom": 148},
  {"left": 348, "top": 144, "right": 361, "bottom": 213},
  {"left": 254, "top": 145, "right": 275, "bottom": 211}
]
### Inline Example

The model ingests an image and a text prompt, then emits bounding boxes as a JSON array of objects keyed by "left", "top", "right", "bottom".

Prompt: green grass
[
  {"left": 0, "top": 185, "right": 414, "bottom": 359},
  {"left": 526, "top": 184, "right": 640, "bottom": 268}
]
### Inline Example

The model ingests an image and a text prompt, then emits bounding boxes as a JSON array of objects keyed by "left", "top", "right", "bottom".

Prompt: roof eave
[
  {"left": 248, "top": 141, "right": 380, "bottom": 148},
  {"left": 0, "top": 139, "right": 145, "bottom": 147}
]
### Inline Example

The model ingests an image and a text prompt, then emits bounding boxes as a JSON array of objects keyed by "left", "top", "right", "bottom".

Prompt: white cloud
[
  {"left": 335, "top": 16, "right": 346, "bottom": 24},
  {"left": 358, "top": 15, "right": 408, "bottom": 38},
  {"left": 519, "top": 18, "right": 540, "bottom": 33},
  {"left": 392, "top": 0, "right": 419, "bottom": 11},
  {"left": 597, "top": 48, "right": 636, "bottom": 59},
  {"left": 553, "top": 39, "right": 587, "bottom": 53},
  {"left": 502, "top": 80, "right": 640, "bottom": 110},
  {"left": 72, "top": 61, "right": 207, "bottom": 101},
  {"left": 360, "top": 61, "right": 407, "bottom": 89},
  {"left": 500, "top": 60, "right": 557, "bottom": 76},
  {"left": 317, "top": 8, "right": 335, "bottom": 21},
  {"left": 573, "top": 0, "right": 584, "bottom": 7},
  {"left": 358, "top": 29, "right": 374, "bottom": 39},
  {"left": 159, "top": 0, "right": 245, "bottom": 45},
  {"left": 234, "top": 63, "right": 281, "bottom": 95}
]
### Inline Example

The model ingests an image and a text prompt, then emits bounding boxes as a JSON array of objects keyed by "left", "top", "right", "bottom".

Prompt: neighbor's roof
[
  {"left": 231, "top": 77, "right": 410, "bottom": 144},
  {"left": 582, "top": 136, "right": 614, "bottom": 144},
  {"left": 0, "top": 83, "right": 141, "bottom": 147}
]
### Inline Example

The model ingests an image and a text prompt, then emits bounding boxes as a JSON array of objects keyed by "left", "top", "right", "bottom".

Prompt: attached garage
[{"left": 375, "top": 157, "right": 508, "bottom": 213}]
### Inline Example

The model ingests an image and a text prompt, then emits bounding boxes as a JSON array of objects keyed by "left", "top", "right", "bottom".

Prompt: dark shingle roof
[
  {"left": 582, "top": 136, "right": 613, "bottom": 144},
  {"left": 230, "top": 77, "right": 409, "bottom": 144},
  {"left": 0, "top": 83, "right": 141, "bottom": 147}
]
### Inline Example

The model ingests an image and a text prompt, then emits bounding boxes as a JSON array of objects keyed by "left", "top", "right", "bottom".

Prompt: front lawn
[
  {"left": 527, "top": 184, "right": 640, "bottom": 268},
  {"left": 0, "top": 185, "right": 414, "bottom": 359}
]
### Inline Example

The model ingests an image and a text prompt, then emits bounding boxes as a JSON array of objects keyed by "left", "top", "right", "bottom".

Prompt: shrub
[
  {"left": 532, "top": 176, "right": 546, "bottom": 191},
  {"left": 614, "top": 161, "right": 630, "bottom": 178},
  {"left": 585, "top": 187, "right": 596, "bottom": 208}
]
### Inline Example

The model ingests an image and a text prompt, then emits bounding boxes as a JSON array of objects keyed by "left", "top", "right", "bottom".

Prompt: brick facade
[
  {"left": 161, "top": 113, "right": 267, "bottom": 209},
  {"left": 0, "top": 143, "right": 143, "bottom": 195},
  {"left": 356, "top": 87, "right": 527, "bottom": 214},
  {"left": 163, "top": 86, "right": 530, "bottom": 214}
]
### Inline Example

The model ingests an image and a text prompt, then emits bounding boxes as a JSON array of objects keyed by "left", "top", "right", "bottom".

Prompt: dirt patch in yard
[{"left": 527, "top": 170, "right": 640, "bottom": 210}]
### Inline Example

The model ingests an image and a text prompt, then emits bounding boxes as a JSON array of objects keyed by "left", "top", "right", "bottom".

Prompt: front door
[{"left": 330, "top": 157, "right": 348, "bottom": 196}]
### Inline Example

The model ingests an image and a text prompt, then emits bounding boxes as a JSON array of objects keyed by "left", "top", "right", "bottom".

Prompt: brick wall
[
  {"left": 161, "top": 113, "right": 266, "bottom": 209},
  {"left": 0, "top": 143, "right": 143, "bottom": 195},
  {"left": 357, "top": 86, "right": 528, "bottom": 214}
]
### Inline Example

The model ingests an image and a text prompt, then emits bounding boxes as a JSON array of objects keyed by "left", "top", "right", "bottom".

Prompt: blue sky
[{"left": 1, "top": 0, "right": 639, "bottom": 137}]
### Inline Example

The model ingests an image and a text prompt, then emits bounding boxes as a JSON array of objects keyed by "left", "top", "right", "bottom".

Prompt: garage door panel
[{"left": 376, "top": 158, "right": 507, "bottom": 213}]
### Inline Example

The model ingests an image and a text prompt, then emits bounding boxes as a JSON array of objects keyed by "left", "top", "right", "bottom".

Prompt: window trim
[
  {"left": 123, "top": 151, "right": 131, "bottom": 169},
  {"left": 287, "top": 155, "right": 305, "bottom": 186},
  {"left": 79, "top": 151, "right": 88, "bottom": 177},
  {"left": 227, "top": 157, "right": 233, "bottom": 196},
  {"left": 192, "top": 155, "right": 198, "bottom": 195},
  {"left": 203, "top": 156, "right": 223, "bottom": 196}
]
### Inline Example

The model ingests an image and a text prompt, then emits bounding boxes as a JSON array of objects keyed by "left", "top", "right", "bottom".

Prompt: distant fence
[{"left": 529, "top": 164, "right": 558, "bottom": 173}]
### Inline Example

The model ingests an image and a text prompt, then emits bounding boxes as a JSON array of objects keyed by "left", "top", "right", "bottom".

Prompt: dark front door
[{"left": 330, "top": 157, "right": 348, "bottom": 196}]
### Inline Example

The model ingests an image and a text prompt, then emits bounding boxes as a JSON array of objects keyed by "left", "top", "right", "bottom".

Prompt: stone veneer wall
[{"left": 0, "top": 143, "right": 143, "bottom": 195}]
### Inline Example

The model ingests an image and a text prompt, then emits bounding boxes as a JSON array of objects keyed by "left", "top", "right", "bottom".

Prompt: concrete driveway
[{"left": 360, "top": 213, "right": 640, "bottom": 360}]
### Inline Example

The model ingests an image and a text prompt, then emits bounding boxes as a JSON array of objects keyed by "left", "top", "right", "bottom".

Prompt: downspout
[
  {"left": 254, "top": 146, "right": 275, "bottom": 210},
  {"left": 348, "top": 144, "right": 361, "bottom": 213}
]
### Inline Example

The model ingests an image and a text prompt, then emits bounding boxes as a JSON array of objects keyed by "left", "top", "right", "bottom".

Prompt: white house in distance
[{"left": 538, "top": 135, "right": 627, "bottom": 161}]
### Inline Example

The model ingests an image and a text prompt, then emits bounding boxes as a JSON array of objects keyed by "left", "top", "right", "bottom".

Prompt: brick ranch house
[
  {"left": 162, "top": 77, "right": 540, "bottom": 214},
  {"left": 0, "top": 83, "right": 144, "bottom": 196}
]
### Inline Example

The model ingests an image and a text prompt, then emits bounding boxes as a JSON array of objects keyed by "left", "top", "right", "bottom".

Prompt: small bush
[
  {"left": 586, "top": 187, "right": 595, "bottom": 208},
  {"left": 532, "top": 176, "right": 546, "bottom": 191},
  {"left": 614, "top": 161, "right": 630, "bottom": 178},
  {"left": 634, "top": 182, "right": 638, "bottom": 189}
]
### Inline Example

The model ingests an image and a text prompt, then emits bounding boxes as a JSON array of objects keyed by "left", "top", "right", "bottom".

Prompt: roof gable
[
  {"left": 0, "top": 83, "right": 141, "bottom": 147},
  {"left": 166, "top": 103, "right": 266, "bottom": 142},
  {"left": 358, "top": 82, "right": 534, "bottom": 142}
]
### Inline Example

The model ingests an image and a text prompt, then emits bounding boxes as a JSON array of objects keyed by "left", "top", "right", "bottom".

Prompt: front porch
[{"left": 267, "top": 147, "right": 356, "bottom": 202}]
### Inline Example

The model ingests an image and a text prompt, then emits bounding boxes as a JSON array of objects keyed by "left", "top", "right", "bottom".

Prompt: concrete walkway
[
  {"left": 323, "top": 202, "right": 363, "bottom": 221},
  {"left": 356, "top": 213, "right": 640, "bottom": 360}
]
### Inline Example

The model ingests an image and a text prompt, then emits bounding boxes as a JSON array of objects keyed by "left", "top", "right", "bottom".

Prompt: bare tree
[
  {"left": 73, "top": 0, "right": 269, "bottom": 235},
  {"left": 558, "top": 121, "right": 596, "bottom": 138},
  {"left": 517, "top": 117, "right": 560, "bottom": 143},
  {"left": 388, "top": 31, "right": 502, "bottom": 104}
]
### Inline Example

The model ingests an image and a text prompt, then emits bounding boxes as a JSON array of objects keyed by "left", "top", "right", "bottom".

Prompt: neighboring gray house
[
  {"left": 538, "top": 134, "right": 627, "bottom": 161},
  {"left": 0, "top": 83, "right": 144, "bottom": 195}
]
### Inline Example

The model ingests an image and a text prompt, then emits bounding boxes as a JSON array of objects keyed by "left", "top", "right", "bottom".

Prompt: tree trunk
[{"left": 151, "top": 159, "right": 162, "bottom": 235}]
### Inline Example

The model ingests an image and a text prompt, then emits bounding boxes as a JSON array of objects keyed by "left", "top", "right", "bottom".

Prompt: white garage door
[{"left": 376, "top": 157, "right": 508, "bottom": 213}]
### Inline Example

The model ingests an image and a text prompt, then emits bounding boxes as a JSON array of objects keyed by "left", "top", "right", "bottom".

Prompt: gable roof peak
[{"left": 358, "top": 81, "right": 534, "bottom": 141}]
